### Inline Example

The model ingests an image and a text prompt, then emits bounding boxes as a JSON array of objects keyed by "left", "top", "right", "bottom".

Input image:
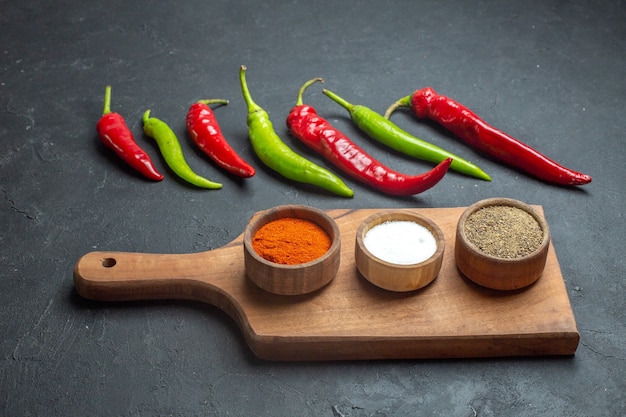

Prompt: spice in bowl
[
  {"left": 355, "top": 211, "right": 445, "bottom": 292},
  {"left": 363, "top": 220, "right": 437, "bottom": 265},
  {"left": 463, "top": 205, "right": 544, "bottom": 259},
  {"left": 243, "top": 205, "right": 341, "bottom": 296},
  {"left": 455, "top": 197, "right": 551, "bottom": 291},
  {"left": 252, "top": 217, "right": 331, "bottom": 265}
]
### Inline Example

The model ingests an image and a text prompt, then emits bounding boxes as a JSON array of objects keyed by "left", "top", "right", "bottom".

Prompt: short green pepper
[{"left": 143, "top": 110, "right": 222, "bottom": 189}]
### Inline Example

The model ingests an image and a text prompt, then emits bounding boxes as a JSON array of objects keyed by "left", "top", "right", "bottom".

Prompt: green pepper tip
[{"left": 142, "top": 109, "right": 152, "bottom": 124}]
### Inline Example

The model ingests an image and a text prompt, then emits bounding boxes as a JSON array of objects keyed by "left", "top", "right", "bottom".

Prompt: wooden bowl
[
  {"left": 455, "top": 198, "right": 550, "bottom": 291},
  {"left": 355, "top": 211, "right": 445, "bottom": 292},
  {"left": 243, "top": 205, "right": 341, "bottom": 295}
]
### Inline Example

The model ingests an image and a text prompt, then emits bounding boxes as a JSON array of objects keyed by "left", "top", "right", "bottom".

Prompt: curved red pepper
[
  {"left": 387, "top": 87, "right": 591, "bottom": 186},
  {"left": 186, "top": 99, "right": 255, "bottom": 178},
  {"left": 286, "top": 79, "right": 451, "bottom": 196},
  {"left": 96, "top": 86, "right": 163, "bottom": 181}
]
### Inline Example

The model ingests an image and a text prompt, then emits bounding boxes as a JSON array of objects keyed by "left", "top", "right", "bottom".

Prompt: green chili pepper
[
  {"left": 239, "top": 65, "right": 354, "bottom": 197},
  {"left": 142, "top": 110, "right": 222, "bottom": 189},
  {"left": 322, "top": 89, "right": 491, "bottom": 181}
]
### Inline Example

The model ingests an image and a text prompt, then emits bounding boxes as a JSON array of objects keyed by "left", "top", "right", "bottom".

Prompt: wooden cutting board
[{"left": 73, "top": 206, "right": 579, "bottom": 361}]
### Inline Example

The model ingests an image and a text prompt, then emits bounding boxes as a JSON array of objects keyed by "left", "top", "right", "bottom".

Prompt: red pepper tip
[
  {"left": 436, "top": 158, "right": 453, "bottom": 173},
  {"left": 572, "top": 174, "right": 592, "bottom": 185}
]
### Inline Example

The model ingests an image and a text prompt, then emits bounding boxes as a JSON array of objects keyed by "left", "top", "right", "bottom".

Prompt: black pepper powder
[{"left": 464, "top": 205, "right": 543, "bottom": 259}]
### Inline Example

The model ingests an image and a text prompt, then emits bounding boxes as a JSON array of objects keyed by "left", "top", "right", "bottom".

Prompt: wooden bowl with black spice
[
  {"left": 243, "top": 205, "right": 341, "bottom": 296},
  {"left": 455, "top": 198, "right": 550, "bottom": 291}
]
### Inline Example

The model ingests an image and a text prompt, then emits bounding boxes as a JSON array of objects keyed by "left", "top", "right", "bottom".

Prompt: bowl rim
[
  {"left": 456, "top": 197, "right": 550, "bottom": 264},
  {"left": 355, "top": 210, "right": 445, "bottom": 269},
  {"left": 243, "top": 204, "right": 341, "bottom": 269}
]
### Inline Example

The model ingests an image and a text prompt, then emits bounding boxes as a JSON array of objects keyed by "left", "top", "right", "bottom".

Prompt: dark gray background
[{"left": 2, "top": 0, "right": 624, "bottom": 415}]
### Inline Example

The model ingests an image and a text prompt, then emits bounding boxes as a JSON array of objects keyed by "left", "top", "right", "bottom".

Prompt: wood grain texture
[{"left": 73, "top": 206, "right": 579, "bottom": 361}]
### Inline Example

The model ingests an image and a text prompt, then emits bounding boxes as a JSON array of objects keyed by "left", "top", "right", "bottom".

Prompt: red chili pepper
[
  {"left": 96, "top": 86, "right": 163, "bottom": 181},
  {"left": 186, "top": 99, "right": 255, "bottom": 178},
  {"left": 286, "top": 79, "right": 452, "bottom": 196},
  {"left": 385, "top": 87, "right": 591, "bottom": 186}
]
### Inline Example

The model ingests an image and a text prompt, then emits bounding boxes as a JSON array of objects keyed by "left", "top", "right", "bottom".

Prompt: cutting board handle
[{"left": 73, "top": 250, "right": 233, "bottom": 304}]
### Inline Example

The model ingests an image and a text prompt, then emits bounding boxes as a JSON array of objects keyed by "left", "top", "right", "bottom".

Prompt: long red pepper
[
  {"left": 186, "top": 99, "right": 255, "bottom": 178},
  {"left": 286, "top": 78, "right": 452, "bottom": 196},
  {"left": 385, "top": 87, "right": 591, "bottom": 186},
  {"left": 96, "top": 86, "right": 163, "bottom": 181}
]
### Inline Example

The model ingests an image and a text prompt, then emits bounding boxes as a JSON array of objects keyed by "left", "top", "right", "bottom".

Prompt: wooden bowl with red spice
[
  {"left": 243, "top": 205, "right": 341, "bottom": 295},
  {"left": 455, "top": 197, "right": 551, "bottom": 291}
]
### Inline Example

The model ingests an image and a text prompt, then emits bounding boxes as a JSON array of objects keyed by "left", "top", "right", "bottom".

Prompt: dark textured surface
[{"left": 1, "top": 0, "right": 624, "bottom": 415}]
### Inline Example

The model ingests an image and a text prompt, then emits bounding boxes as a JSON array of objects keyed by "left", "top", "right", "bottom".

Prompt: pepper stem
[
  {"left": 239, "top": 65, "right": 263, "bottom": 113},
  {"left": 383, "top": 95, "right": 412, "bottom": 119},
  {"left": 322, "top": 89, "right": 354, "bottom": 112},
  {"left": 196, "top": 99, "right": 229, "bottom": 106},
  {"left": 295, "top": 78, "right": 323, "bottom": 106},
  {"left": 142, "top": 109, "right": 151, "bottom": 125},
  {"left": 102, "top": 85, "right": 112, "bottom": 116}
]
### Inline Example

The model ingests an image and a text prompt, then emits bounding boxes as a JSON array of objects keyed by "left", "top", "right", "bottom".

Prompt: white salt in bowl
[{"left": 355, "top": 210, "right": 445, "bottom": 292}]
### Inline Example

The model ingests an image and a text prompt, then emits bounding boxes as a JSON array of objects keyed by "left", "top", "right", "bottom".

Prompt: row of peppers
[{"left": 97, "top": 65, "right": 591, "bottom": 197}]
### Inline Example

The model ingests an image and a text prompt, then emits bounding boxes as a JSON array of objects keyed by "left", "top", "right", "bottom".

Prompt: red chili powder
[{"left": 252, "top": 217, "right": 331, "bottom": 265}]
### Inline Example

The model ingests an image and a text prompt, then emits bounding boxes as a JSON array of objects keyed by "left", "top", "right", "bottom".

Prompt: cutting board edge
[{"left": 245, "top": 330, "right": 581, "bottom": 361}]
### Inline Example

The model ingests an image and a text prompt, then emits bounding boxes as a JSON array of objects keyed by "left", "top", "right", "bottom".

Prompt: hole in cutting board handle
[{"left": 101, "top": 258, "right": 117, "bottom": 268}]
